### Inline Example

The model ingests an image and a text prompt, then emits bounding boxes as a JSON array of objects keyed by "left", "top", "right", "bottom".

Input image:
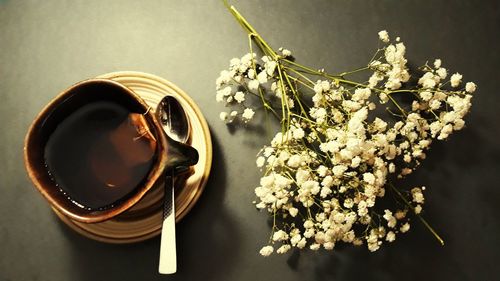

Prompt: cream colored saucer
[{"left": 53, "top": 71, "right": 212, "bottom": 243}]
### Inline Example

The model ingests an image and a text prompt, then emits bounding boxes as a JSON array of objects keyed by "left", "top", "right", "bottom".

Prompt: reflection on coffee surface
[{"left": 44, "top": 101, "right": 156, "bottom": 210}]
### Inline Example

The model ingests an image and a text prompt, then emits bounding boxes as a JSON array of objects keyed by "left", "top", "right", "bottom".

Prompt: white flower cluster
[
  {"left": 368, "top": 39, "right": 410, "bottom": 91},
  {"left": 215, "top": 30, "right": 475, "bottom": 256},
  {"left": 254, "top": 85, "right": 435, "bottom": 254},
  {"left": 215, "top": 49, "right": 293, "bottom": 124}
]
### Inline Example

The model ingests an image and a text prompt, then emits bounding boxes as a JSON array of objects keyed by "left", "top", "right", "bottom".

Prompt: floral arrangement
[{"left": 215, "top": 3, "right": 475, "bottom": 256}]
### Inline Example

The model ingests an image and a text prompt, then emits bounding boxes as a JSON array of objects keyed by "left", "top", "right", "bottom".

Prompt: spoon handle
[{"left": 158, "top": 174, "right": 176, "bottom": 274}]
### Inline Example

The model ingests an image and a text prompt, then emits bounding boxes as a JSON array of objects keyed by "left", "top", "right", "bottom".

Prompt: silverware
[{"left": 156, "top": 95, "right": 191, "bottom": 274}]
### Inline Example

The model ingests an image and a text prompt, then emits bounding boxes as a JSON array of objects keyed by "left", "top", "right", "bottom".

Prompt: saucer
[{"left": 53, "top": 71, "right": 212, "bottom": 243}]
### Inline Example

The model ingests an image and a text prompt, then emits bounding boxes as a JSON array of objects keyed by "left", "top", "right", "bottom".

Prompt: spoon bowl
[{"left": 156, "top": 96, "right": 191, "bottom": 144}]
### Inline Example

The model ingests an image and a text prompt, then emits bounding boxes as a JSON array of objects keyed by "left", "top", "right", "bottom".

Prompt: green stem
[
  {"left": 387, "top": 94, "right": 408, "bottom": 117},
  {"left": 288, "top": 75, "right": 315, "bottom": 90},
  {"left": 337, "top": 66, "right": 370, "bottom": 78},
  {"left": 282, "top": 58, "right": 331, "bottom": 77},
  {"left": 416, "top": 215, "right": 445, "bottom": 246},
  {"left": 386, "top": 107, "right": 405, "bottom": 118},
  {"left": 368, "top": 48, "right": 383, "bottom": 65},
  {"left": 276, "top": 65, "right": 290, "bottom": 132},
  {"left": 429, "top": 109, "right": 439, "bottom": 119},
  {"left": 390, "top": 89, "right": 420, "bottom": 94},
  {"left": 226, "top": 4, "right": 419, "bottom": 104},
  {"left": 290, "top": 112, "right": 317, "bottom": 124},
  {"left": 388, "top": 183, "right": 445, "bottom": 246},
  {"left": 282, "top": 71, "right": 308, "bottom": 117},
  {"left": 226, "top": 4, "right": 278, "bottom": 59},
  {"left": 285, "top": 67, "right": 315, "bottom": 85}
]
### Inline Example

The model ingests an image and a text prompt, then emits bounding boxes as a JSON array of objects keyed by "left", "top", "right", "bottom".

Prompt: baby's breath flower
[
  {"left": 259, "top": 245, "right": 274, "bottom": 256},
  {"left": 383, "top": 209, "right": 397, "bottom": 228},
  {"left": 429, "top": 100, "right": 442, "bottom": 110},
  {"left": 388, "top": 163, "right": 396, "bottom": 173},
  {"left": 400, "top": 223, "right": 411, "bottom": 233},
  {"left": 368, "top": 72, "right": 384, "bottom": 88},
  {"left": 272, "top": 230, "right": 289, "bottom": 242},
  {"left": 437, "top": 124, "right": 453, "bottom": 140},
  {"left": 450, "top": 73, "right": 463, "bottom": 87},
  {"left": 363, "top": 173, "right": 376, "bottom": 185},
  {"left": 256, "top": 156, "right": 265, "bottom": 168},
  {"left": 292, "top": 127, "right": 305, "bottom": 139},
  {"left": 386, "top": 231, "right": 396, "bottom": 242},
  {"left": 379, "top": 92, "right": 389, "bottom": 103},
  {"left": 296, "top": 238, "right": 307, "bottom": 249},
  {"left": 420, "top": 91, "right": 433, "bottom": 101},
  {"left": 378, "top": 30, "right": 390, "bottom": 43},
  {"left": 332, "top": 165, "right": 348, "bottom": 177},
  {"left": 234, "top": 91, "right": 245, "bottom": 103},
  {"left": 276, "top": 244, "right": 291, "bottom": 254},
  {"left": 414, "top": 205, "right": 422, "bottom": 214},
  {"left": 309, "top": 243, "right": 321, "bottom": 251},
  {"left": 287, "top": 155, "right": 301, "bottom": 168},
  {"left": 352, "top": 87, "right": 371, "bottom": 101},
  {"left": 436, "top": 67, "right": 447, "bottom": 79},
  {"left": 242, "top": 108, "right": 255, "bottom": 121},
  {"left": 323, "top": 242, "right": 335, "bottom": 250},
  {"left": 433, "top": 59, "right": 442, "bottom": 69},
  {"left": 257, "top": 71, "right": 268, "bottom": 84},
  {"left": 465, "top": 82, "right": 477, "bottom": 93},
  {"left": 219, "top": 112, "right": 228, "bottom": 122},
  {"left": 418, "top": 72, "right": 437, "bottom": 89},
  {"left": 281, "top": 48, "right": 292, "bottom": 57},
  {"left": 248, "top": 79, "right": 259, "bottom": 90}
]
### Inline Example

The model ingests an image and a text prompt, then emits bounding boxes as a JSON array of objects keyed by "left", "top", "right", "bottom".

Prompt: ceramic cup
[{"left": 24, "top": 78, "right": 198, "bottom": 223}]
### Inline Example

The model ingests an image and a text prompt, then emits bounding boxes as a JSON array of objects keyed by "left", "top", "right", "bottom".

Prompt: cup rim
[{"left": 23, "top": 78, "right": 169, "bottom": 223}]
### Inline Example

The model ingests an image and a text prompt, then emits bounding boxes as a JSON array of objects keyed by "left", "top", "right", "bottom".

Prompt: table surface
[{"left": 1, "top": 1, "right": 499, "bottom": 280}]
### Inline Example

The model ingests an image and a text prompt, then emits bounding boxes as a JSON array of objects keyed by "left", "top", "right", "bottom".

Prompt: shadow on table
[{"left": 55, "top": 132, "right": 241, "bottom": 281}]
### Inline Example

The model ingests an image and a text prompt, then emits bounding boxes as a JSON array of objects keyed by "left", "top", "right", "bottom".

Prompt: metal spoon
[{"left": 156, "top": 95, "right": 191, "bottom": 274}]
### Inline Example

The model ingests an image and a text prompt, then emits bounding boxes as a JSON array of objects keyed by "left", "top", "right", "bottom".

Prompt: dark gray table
[{"left": 1, "top": 1, "right": 499, "bottom": 280}]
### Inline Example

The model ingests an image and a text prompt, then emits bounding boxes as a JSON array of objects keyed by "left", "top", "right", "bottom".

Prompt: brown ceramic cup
[{"left": 24, "top": 79, "right": 198, "bottom": 223}]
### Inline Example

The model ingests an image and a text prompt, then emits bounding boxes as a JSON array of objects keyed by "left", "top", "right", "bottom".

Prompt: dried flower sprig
[{"left": 216, "top": 2, "right": 475, "bottom": 256}]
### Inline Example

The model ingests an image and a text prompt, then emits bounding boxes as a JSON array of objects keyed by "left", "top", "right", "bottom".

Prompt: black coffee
[{"left": 44, "top": 101, "right": 155, "bottom": 210}]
